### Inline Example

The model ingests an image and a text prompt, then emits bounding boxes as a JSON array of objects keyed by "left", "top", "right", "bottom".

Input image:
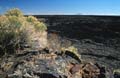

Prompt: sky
[{"left": 0, "top": 0, "right": 120, "bottom": 15}]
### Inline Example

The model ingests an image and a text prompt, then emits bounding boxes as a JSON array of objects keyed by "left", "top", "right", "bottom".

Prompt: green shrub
[
  {"left": 5, "top": 8, "right": 23, "bottom": 17},
  {"left": 27, "top": 16, "right": 47, "bottom": 31},
  {"left": 0, "top": 8, "right": 47, "bottom": 55},
  {"left": 0, "top": 15, "right": 19, "bottom": 55}
]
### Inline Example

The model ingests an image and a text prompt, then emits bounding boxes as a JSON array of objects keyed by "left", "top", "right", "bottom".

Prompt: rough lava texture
[
  {"left": 0, "top": 15, "right": 120, "bottom": 78},
  {"left": 0, "top": 34, "right": 119, "bottom": 78},
  {"left": 36, "top": 15, "right": 120, "bottom": 76},
  {"left": 0, "top": 50, "right": 114, "bottom": 78}
]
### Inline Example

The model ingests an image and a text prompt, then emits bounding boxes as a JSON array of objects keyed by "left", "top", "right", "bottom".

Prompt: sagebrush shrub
[
  {"left": 27, "top": 16, "right": 47, "bottom": 31},
  {"left": 0, "top": 8, "right": 47, "bottom": 55}
]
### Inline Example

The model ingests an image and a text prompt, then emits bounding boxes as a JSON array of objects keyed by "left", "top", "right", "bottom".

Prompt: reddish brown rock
[
  {"left": 70, "top": 64, "right": 81, "bottom": 74},
  {"left": 82, "top": 63, "right": 100, "bottom": 78}
]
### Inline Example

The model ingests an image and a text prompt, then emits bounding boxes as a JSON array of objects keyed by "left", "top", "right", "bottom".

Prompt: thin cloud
[{"left": 83, "top": 12, "right": 120, "bottom": 15}]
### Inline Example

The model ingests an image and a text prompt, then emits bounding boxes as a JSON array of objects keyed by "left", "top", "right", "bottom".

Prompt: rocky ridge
[
  {"left": 0, "top": 34, "right": 119, "bottom": 78},
  {"left": 0, "top": 49, "right": 113, "bottom": 78}
]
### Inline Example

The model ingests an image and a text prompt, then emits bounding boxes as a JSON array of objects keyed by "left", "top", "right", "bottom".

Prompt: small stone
[
  {"left": 70, "top": 64, "right": 81, "bottom": 74},
  {"left": 114, "top": 71, "right": 120, "bottom": 78},
  {"left": 82, "top": 63, "right": 100, "bottom": 78},
  {"left": 1, "top": 62, "right": 13, "bottom": 71},
  {"left": 24, "top": 73, "right": 32, "bottom": 78}
]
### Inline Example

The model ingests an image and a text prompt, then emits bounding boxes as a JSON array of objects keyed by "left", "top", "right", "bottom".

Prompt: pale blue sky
[{"left": 0, "top": 0, "right": 120, "bottom": 15}]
